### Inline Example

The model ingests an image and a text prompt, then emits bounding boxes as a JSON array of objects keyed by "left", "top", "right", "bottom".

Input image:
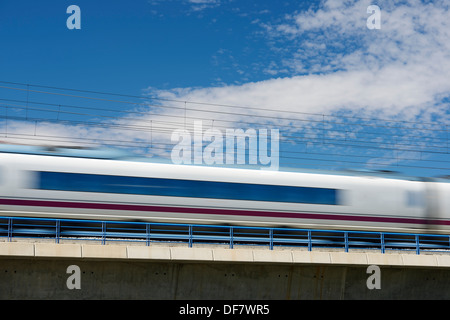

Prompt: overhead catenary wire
[
  {"left": 0, "top": 101, "right": 446, "bottom": 154},
  {"left": 0, "top": 94, "right": 448, "bottom": 151},
  {"left": 1, "top": 83, "right": 447, "bottom": 140},
  {"left": 0, "top": 94, "right": 447, "bottom": 147},
  {"left": 0, "top": 80, "right": 449, "bottom": 175},
  {"left": 1, "top": 105, "right": 448, "bottom": 161},
  {"left": 1, "top": 96, "right": 449, "bottom": 146},
  {"left": 1, "top": 80, "right": 448, "bottom": 128},
  {"left": 0, "top": 84, "right": 447, "bottom": 138}
]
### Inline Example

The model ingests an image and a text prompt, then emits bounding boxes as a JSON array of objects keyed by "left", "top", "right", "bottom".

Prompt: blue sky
[
  {"left": 0, "top": 0, "right": 449, "bottom": 176},
  {"left": 0, "top": 0, "right": 306, "bottom": 91}
]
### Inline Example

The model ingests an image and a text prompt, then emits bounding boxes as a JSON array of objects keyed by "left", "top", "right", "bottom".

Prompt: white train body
[{"left": 0, "top": 150, "right": 449, "bottom": 234}]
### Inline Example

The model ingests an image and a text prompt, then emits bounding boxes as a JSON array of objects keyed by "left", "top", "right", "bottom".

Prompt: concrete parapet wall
[{"left": 1, "top": 241, "right": 450, "bottom": 268}]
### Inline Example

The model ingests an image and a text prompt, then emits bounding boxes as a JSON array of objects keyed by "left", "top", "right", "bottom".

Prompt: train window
[{"left": 35, "top": 171, "right": 339, "bottom": 205}]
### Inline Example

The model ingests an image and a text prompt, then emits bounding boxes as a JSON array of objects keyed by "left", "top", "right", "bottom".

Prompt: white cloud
[
  {"left": 186, "top": 0, "right": 220, "bottom": 11},
  {"left": 136, "top": 0, "right": 450, "bottom": 173},
  {"left": 148, "top": 0, "right": 450, "bottom": 121}
]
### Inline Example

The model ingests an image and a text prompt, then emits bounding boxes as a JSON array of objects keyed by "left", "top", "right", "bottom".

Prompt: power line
[
  {"left": 1, "top": 80, "right": 448, "bottom": 128},
  {"left": 0, "top": 97, "right": 447, "bottom": 150},
  {"left": 0, "top": 80, "right": 449, "bottom": 175},
  {"left": 1, "top": 103, "right": 447, "bottom": 157}
]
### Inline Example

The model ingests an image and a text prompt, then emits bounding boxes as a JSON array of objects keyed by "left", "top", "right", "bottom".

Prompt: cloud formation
[{"left": 150, "top": 0, "right": 450, "bottom": 122}]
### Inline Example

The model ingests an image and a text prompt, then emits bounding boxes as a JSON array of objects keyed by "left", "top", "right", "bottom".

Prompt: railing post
[
  {"left": 56, "top": 220, "right": 60, "bottom": 244},
  {"left": 308, "top": 230, "right": 312, "bottom": 251},
  {"left": 415, "top": 235, "right": 420, "bottom": 255},
  {"left": 146, "top": 224, "right": 151, "bottom": 246},
  {"left": 269, "top": 229, "right": 273, "bottom": 250},
  {"left": 7, "top": 218, "right": 12, "bottom": 242},
  {"left": 188, "top": 225, "right": 193, "bottom": 248},
  {"left": 344, "top": 232, "right": 349, "bottom": 252},
  {"left": 101, "top": 221, "right": 106, "bottom": 245},
  {"left": 229, "top": 227, "right": 234, "bottom": 249}
]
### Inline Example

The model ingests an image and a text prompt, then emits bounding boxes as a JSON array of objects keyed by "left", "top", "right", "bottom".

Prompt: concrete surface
[
  {"left": 1, "top": 257, "right": 450, "bottom": 299},
  {"left": 1, "top": 241, "right": 450, "bottom": 299},
  {"left": 1, "top": 241, "right": 450, "bottom": 268}
]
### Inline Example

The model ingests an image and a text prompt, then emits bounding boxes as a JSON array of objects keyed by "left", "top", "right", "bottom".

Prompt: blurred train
[{"left": 0, "top": 144, "right": 449, "bottom": 234}]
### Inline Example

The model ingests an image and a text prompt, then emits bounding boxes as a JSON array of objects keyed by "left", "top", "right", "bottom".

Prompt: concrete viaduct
[{"left": 1, "top": 240, "right": 450, "bottom": 300}]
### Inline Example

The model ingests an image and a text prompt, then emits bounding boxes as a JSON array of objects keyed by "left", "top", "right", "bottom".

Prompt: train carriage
[{"left": 0, "top": 144, "right": 448, "bottom": 234}]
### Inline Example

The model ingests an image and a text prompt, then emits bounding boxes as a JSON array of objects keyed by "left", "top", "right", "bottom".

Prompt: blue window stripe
[{"left": 36, "top": 171, "right": 338, "bottom": 205}]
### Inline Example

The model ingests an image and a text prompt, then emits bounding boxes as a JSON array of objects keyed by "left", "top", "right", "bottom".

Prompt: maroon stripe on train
[{"left": 0, "top": 197, "right": 447, "bottom": 225}]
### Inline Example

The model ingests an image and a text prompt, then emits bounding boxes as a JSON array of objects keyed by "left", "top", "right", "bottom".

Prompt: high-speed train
[{"left": 0, "top": 144, "right": 449, "bottom": 234}]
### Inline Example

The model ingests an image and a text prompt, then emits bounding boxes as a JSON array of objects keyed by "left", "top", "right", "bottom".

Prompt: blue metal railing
[{"left": 1, "top": 216, "right": 449, "bottom": 255}]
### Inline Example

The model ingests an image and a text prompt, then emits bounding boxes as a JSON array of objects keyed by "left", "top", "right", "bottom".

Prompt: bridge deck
[{"left": 2, "top": 240, "right": 450, "bottom": 268}]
